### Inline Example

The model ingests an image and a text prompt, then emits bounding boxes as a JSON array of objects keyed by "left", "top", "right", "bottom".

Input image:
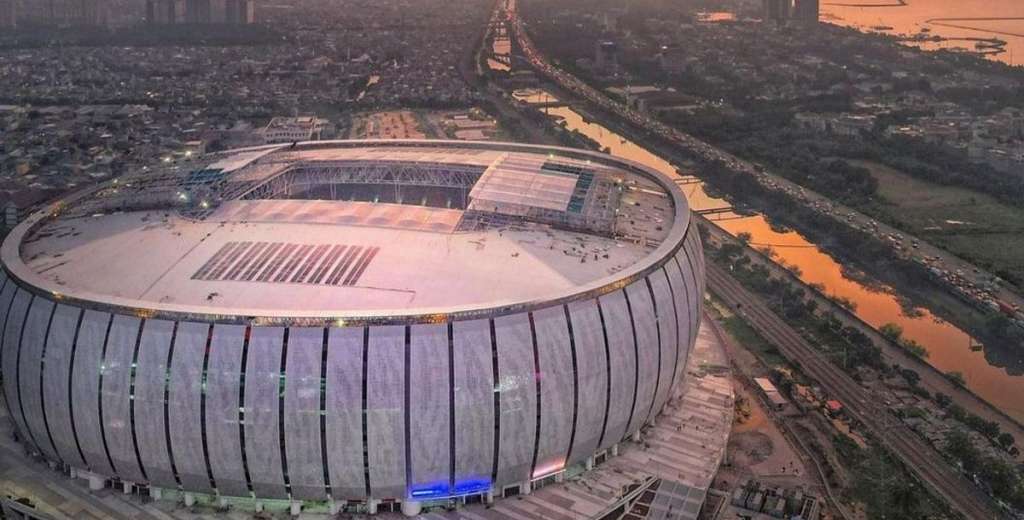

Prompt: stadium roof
[
  {"left": 3, "top": 140, "right": 689, "bottom": 322},
  {"left": 468, "top": 153, "right": 582, "bottom": 214}
]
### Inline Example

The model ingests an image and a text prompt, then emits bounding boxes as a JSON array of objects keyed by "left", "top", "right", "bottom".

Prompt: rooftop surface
[{"left": 5, "top": 141, "right": 689, "bottom": 320}]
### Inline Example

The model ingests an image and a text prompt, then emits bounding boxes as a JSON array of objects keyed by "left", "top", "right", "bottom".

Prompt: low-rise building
[
  {"left": 258, "top": 115, "right": 333, "bottom": 144},
  {"left": 754, "top": 377, "right": 791, "bottom": 412}
]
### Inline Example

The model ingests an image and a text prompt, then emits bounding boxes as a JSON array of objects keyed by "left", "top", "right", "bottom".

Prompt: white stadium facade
[{"left": 0, "top": 140, "right": 705, "bottom": 515}]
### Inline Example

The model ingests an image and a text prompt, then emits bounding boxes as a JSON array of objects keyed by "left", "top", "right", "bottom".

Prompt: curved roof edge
[{"left": 0, "top": 140, "right": 693, "bottom": 326}]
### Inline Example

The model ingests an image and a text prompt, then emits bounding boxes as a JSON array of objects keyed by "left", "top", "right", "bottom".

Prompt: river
[
  {"left": 513, "top": 88, "right": 1024, "bottom": 422},
  {"left": 821, "top": 0, "right": 1024, "bottom": 66}
]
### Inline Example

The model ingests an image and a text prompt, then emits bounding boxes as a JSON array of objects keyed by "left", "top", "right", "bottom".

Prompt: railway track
[{"left": 705, "top": 263, "right": 1001, "bottom": 519}]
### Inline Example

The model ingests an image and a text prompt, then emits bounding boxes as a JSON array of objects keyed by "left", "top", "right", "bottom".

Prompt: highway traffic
[{"left": 504, "top": 0, "right": 1024, "bottom": 331}]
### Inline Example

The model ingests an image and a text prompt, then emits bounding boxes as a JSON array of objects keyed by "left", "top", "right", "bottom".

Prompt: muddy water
[
  {"left": 513, "top": 89, "right": 1024, "bottom": 421},
  {"left": 821, "top": 0, "right": 1024, "bottom": 66}
]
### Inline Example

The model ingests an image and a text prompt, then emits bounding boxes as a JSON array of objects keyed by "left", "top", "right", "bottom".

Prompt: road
[
  {"left": 504, "top": 0, "right": 1024, "bottom": 326},
  {"left": 705, "top": 261, "right": 1003, "bottom": 519}
]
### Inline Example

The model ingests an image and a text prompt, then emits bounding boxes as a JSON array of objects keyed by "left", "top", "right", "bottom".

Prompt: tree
[
  {"left": 945, "top": 429, "right": 980, "bottom": 471},
  {"left": 889, "top": 480, "right": 923, "bottom": 518},
  {"left": 899, "top": 338, "right": 929, "bottom": 359},
  {"left": 946, "top": 371, "right": 966, "bottom": 387},
  {"left": 900, "top": 368, "right": 921, "bottom": 387},
  {"left": 997, "top": 432, "right": 1016, "bottom": 450},
  {"left": 935, "top": 392, "right": 953, "bottom": 408},
  {"left": 879, "top": 322, "right": 903, "bottom": 342}
]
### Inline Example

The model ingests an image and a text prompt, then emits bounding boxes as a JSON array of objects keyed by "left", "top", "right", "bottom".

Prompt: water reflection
[
  {"left": 513, "top": 89, "right": 1024, "bottom": 421},
  {"left": 821, "top": 0, "right": 1024, "bottom": 66}
]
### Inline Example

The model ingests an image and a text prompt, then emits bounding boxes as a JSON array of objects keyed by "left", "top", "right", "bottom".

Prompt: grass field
[
  {"left": 853, "top": 159, "right": 1024, "bottom": 284},
  {"left": 721, "top": 314, "right": 790, "bottom": 367}
]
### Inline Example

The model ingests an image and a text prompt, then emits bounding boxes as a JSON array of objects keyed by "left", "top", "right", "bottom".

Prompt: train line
[{"left": 705, "top": 262, "right": 1001, "bottom": 519}]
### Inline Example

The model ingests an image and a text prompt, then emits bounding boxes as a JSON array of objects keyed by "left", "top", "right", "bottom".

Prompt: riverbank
[
  {"left": 503, "top": 81, "right": 1024, "bottom": 423},
  {"left": 699, "top": 215, "right": 1024, "bottom": 453},
  {"left": 822, "top": 2, "right": 1024, "bottom": 67}
]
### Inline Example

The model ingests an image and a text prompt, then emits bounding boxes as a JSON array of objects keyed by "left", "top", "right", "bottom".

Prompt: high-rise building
[
  {"left": 185, "top": 0, "right": 210, "bottom": 23},
  {"left": 595, "top": 40, "right": 620, "bottom": 72},
  {"left": 146, "top": 0, "right": 184, "bottom": 24},
  {"left": 224, "top": 0, "right": 253, "bottom": 24},
  {"left": 0, "top": 0, "right": 17, "bottom": 28},
  {"left": 148, "top": 0, "right": 250, "bottom": 24},
  {"left": 793, "top": 0, "right": 819, "bottom": 22},
  {"left": 762, "top": 0, "right": 791, "bottom": 22},
  {"left": 16, "top": 0, "right": 109, "bottom": 26},
  {"left": 210, "top": 0, "right": 226, "bottom": 23},
  {"left": 25, "top": 0, "right": 110, "bottom": 26},
  {"left": 79, "top": 0, "right": 109, "bottom": 26}
]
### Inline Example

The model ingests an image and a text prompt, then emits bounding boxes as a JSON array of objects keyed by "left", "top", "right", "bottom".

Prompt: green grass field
[{"left": 854, "top": 159, "right": 1024, "bottom": 284}]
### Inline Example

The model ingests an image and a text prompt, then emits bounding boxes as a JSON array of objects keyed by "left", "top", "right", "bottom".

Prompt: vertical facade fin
[
  {"left": 13, "top": 295, "right": 42, "bottom": 455},
  {"left": 67, "top": 309, "right": 89, "bottom": 468},
  {"left": 594, "top": 299, "right": 612, "bottom": 451},
  {"left": 620, "top": 291, "right": 640, "bottom": 441},
  {"left": 39, "top": 303, "right": 62, "bottom": 464},
  {"left": 562, "top": 305, "right": 580, "bottom": 465},
  {"left": 446, "top": 321, "right": 456, "bottom": 492},
  {"left": 644, "top": 277, "right": 663, "bottom": 424},
  {"left": 164, "top": 322, "right": 183, "bottom": 487},
  {"left": 527, "top": 312, "right": 543, "bottom": 480},
  {"left": 129, "top": 319, "right": 148, "bottom": 481},
  {"left": 662, "top": 266, "right": 682, "bottom": 398},
  {"left": 360, "top": 326, "right": 371, "bottom": 497},
  {"left": 488, "top": 319, "right": 500, "bottom": 484},
  {"left": 199, "top": 323, "right": 218, "bottom": 491},
  {"left": 319, "top": 327, "right": 331, "bottom": 497},
  {"left": 278, "top": 328, "right": 291, "bottom": 496},
  {"left": 239, "top": 325, "right": 254, "bottom": 495},
  {"left": 97, "top": 313, "right": 117, "bottom": 476},
  {"left": 402, "top": 325, "right": 412, "bottom": 498}
]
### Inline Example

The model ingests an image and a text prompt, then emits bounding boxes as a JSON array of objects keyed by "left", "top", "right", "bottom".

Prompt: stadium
[{"left": 0, "top": 140, "right": 704, "bottom": 515}]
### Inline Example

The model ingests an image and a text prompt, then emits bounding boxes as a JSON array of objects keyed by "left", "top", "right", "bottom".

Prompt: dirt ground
[
  {"left": 350, "top": 110, "right": 427, "bottom": 139},
  {"left": 728, "top": 382, "right": 809, "bottom": 482}
]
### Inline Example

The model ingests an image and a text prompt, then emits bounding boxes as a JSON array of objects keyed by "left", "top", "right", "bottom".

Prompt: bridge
[
  {"left": 696, "top": 206, "right": 735, "bottom": 217},
  {"left": 674, "top": 176, "right": 702, "bottom": 186}
]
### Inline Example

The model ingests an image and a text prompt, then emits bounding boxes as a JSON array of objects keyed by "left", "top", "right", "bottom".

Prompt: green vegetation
[
  {"left": 697, "top": 156, "right": 1024, "bottom": 351},
  {"left": 945, "top": 429, "right": 1024, "bottom": 509},
  {"left": 708, "top": 232, "right": 977, "bottom": 519},
  {"left": 721, "top": 315, "right": 787, "bottom": 367},
  {"left": 946, "top": 371, "right": 967, "bottom": 387},
  {"left": 676, "top": 111, "right": 1024, "bottom": 290},
  {"left": 857, "top": 160, "right": 1024, "bottom": 287},
  {"left": 833, "top": 435, "right": 944, "bottom": 519},
  {"left": 663, "top": 108, "right": 880, "bottom": 205},
  {"left": 935, "top": 395, "right": 1019, "bottom": 456},
  {"left": 879, "top": 322, "right": 928, "bottom": 359},
  {"left": 709, "top": 231, "right": 886, "bottom": 372}
]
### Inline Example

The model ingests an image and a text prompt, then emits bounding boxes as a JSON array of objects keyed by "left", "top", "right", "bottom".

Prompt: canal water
[
  {"left": 821, "top": 0, "right": 1024, "bottom": 66},
  {"left": 512, "top": 89, "right": 1024, "bottom": 421}
]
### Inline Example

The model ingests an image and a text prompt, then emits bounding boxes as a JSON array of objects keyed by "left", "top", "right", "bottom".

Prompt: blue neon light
[
  {"left": 408, "top": 478, "right": 492, "bottom": 500},
  {"left": 453, "top": 478, "right": 491, "bottom": 495}
]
